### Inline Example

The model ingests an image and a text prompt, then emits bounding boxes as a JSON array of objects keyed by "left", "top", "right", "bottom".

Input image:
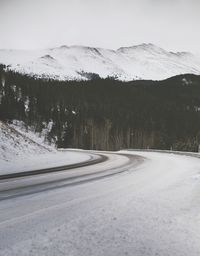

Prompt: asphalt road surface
[{"left": 0, "top": 150, "right": 200, "bottom": 256}]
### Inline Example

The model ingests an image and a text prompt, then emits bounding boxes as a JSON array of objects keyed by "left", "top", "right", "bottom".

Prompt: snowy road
[{"left": 0, "top": 151, "right": 200, "bottom": 255}]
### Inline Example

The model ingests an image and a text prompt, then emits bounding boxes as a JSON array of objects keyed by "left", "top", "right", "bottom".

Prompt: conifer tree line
[{"left": 1, "top": 64, "right": 200, "bottom": 151}]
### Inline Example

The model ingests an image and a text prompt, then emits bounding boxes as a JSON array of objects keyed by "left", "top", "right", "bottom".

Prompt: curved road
[
  {"left": 0, "top": 151, "right": 143, "bottom": 200},
  {"left": 0, "top": 150, "right": 200, "bottom": 256}
]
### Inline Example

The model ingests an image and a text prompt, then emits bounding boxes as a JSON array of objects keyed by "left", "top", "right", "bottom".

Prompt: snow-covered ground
[
  {"left": 0, "top": 150, "right": 94, "bottom": 175},
  {"left": 0, "top": 150, "right": 200, "bottom": 255},
  {"left": 0, "top": 121, "right": 92, "bottom": 174},
  {"left": 10, "top": 120, "right": 55, "bottom": 151},
  {"left": 1, "top": 43, "right": 200, "bottom": 81}
]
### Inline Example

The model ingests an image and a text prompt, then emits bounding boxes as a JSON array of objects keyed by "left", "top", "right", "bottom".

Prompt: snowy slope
[
  {"left": 0, "top": 121, "right": 92, "bottom": 174},
  {"left": 1, "top": 43, "right": 200, "bottom": 81},
  {"left": 0, "top": 120, "right": 48, "bottom": 162}
]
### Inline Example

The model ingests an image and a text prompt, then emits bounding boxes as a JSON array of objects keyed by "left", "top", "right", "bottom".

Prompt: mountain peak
[
  {"left": 117, "top": 43, "right": 166, "bottom": 53},
  {"left": 40, "top": 54, "right": 55, "bottom": 60},
  {"left": 59, "top": 45, "right": 69, "bottom": 49}
]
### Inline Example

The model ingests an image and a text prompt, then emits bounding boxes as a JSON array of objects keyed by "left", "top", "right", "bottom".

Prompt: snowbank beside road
[
  {"left": 0, "top": 121, "right": 92, "bottom": 175},
  {"left": 0, "top": 150, "right": 92, "bottom": 175}
]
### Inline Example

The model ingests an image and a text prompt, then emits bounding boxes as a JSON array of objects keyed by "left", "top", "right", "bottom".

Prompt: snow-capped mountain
[{"left": 0, "top": 43, "right": 200, "bottom": 81}]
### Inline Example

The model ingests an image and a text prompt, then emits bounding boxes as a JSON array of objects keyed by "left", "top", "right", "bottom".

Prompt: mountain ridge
[{"left": 0, "top": 43, "right": 200, "bottom": 81}]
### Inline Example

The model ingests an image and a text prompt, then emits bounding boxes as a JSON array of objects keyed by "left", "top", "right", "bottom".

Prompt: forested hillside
[{"left": 1, "top": 64, "right": 200, "bottom": 151}]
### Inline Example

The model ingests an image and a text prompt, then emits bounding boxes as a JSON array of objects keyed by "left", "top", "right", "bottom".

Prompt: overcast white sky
[{"left": 0, "top": 0, "right": 200, "bottom": 53}]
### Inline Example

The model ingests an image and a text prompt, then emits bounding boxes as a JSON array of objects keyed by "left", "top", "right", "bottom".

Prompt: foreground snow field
[{"left": 0, "top": 151, "right": 200, "bottom": 256}]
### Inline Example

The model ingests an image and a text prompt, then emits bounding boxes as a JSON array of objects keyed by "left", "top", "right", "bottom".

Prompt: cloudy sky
[{"left": 0, "top": 0, "right": 200, "bottom": 53}]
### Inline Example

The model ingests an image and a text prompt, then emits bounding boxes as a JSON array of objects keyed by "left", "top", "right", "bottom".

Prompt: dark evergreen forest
[{"left": 1, "top": 64, "right": 200, "bottom": 151}]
